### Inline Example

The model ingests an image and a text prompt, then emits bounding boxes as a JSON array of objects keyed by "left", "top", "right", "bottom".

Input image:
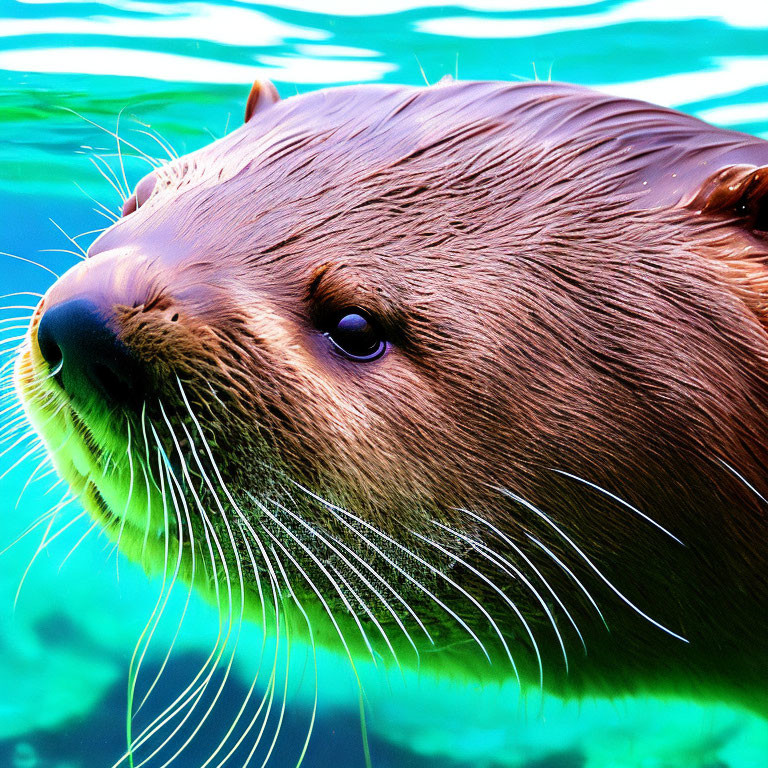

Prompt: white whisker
[
  {"left": 552, "top": 469, "right": 684, "bottom": 545},
  {"left": 499, "top": 489, "right": 688, "bottom": 643}
]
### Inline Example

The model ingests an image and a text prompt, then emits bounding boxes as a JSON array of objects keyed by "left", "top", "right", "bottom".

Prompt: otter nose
[{"left": 37, "top": 298, "right": 140, "bottom": 407}]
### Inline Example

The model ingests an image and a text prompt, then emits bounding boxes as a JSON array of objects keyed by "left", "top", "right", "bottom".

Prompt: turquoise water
[{"left": 1, "top": 1, "right": 768, "bottom": 766}]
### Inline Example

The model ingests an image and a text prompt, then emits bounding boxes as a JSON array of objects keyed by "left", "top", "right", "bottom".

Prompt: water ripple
[{"left": 1, "top": 0, "right": 767, "bottom": 192}]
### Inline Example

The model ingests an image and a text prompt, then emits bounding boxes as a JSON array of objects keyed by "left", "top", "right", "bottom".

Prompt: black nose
[{"left": 37, "top": 298, "right": 140, "bottom": 408}]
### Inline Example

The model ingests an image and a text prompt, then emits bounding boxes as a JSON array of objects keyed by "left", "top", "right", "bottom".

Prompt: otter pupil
[{"left": 326, "top": 311, "right": 386, "bottom": 361}]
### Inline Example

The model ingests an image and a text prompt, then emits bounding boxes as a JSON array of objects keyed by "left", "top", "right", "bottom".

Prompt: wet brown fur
[{"left": 30, "top": 80, "right": 768, "bottom": 711}]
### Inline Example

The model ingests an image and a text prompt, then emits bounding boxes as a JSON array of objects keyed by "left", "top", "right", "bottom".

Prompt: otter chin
[{"left": 14, "top": 78, "right": 768, "bottom": 714}]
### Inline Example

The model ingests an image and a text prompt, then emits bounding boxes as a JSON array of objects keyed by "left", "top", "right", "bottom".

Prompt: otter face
[{"left": 15, "top": 80, "right": 768, "bottom": 700}]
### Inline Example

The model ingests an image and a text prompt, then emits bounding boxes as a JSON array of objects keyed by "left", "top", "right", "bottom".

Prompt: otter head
[{"left": 15, "top": 79, "right": 768, "bottom": 703}]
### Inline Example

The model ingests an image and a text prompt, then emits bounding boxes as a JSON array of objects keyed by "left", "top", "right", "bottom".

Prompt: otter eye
[{"left": 325, "top": 311, "right": 386, "bottom": 362}]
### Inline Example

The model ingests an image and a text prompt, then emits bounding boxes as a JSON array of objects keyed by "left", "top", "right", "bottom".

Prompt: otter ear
[
  {"left": 244, "top": 79, "right": 280, "bottom": 124},
  {"left": 683, "top": 164, "right": 768, "bottom": 329},
  {"left": 683, "top": 164, "right": 768, "bottom": 234}
]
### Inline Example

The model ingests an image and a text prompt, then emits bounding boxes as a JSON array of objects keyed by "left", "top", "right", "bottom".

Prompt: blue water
[{"left": 1, "top": 2, "right": 768, "bottom": 767}]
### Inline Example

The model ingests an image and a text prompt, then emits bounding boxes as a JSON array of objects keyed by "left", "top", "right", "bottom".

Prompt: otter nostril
[
  {"left": 37, "top": 315, "right": 64, "bottom": 377},
  {"left": 35, "top": 298, "right": 143, "bottom": 408}
]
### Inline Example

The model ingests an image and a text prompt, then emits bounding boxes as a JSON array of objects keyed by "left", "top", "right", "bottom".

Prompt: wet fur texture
[{"left": 20, "top": 80, "right": 768, "bottom": 712}]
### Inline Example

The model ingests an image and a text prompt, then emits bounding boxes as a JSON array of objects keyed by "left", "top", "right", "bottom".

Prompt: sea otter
[{"left": 14, "top": 79, "right": 768, "bottom": 719}]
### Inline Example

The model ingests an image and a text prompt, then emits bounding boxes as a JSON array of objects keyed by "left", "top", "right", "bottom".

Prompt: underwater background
[{"left": 1, "top": 1, "right": 768, "bottom": 766}]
